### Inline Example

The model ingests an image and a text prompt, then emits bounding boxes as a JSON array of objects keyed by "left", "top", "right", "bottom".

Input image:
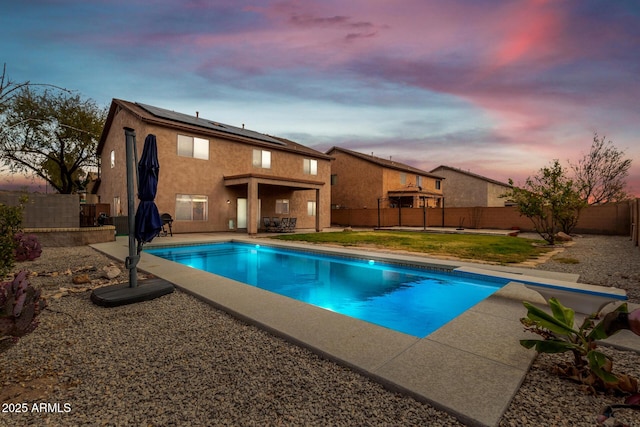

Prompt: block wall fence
[
  {"left": 0, "top": 191, "right": 79, "bottom": 228},
  {"left": 2, "top": 191, "right": 638, "bottom": 248},
  {"left": 331, "top": 200, "right": 638, "bottom": 239},
  {"left": 0, "top": 191, "right": 115, "bottom": 246}
]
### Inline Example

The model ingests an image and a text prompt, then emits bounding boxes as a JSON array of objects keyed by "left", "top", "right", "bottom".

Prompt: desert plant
[
  {"left": 13, "top": 232, "right": 42, "bottom": 261},
  {"left": 520, "top": 298, "right": 637, "bottom": 394},
  {"left": 0, "top": 270, "right": 46, "bottom": 344},
  {"left": 0, "top": 196, "right": 27, "bottom": 278}
]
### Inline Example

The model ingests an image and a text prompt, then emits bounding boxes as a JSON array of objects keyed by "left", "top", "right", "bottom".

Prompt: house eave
[{"left": 224, "top": 173, "right": 325, "bottom": 190}]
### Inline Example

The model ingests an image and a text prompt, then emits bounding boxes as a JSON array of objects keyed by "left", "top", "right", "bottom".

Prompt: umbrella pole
[{"left": 124, "top": 127, "right": 139, "bottom": 288}]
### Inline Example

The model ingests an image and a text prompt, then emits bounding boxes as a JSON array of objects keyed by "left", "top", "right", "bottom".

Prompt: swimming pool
[{"left": 145, "top": 242, "right": 505, "bottom": 337}]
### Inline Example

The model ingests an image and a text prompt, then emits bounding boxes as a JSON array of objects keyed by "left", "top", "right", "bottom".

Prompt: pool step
[{"left": 454, "top": 266, "right": 627, "bottom": 314}]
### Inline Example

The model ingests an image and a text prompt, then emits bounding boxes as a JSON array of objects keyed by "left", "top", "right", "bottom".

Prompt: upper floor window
[
  {"left": 303, "top": 158, "right": 318, "bottom": 175},
  {"left": 331, "top": 174, "right": 338, "bottom": 185},
  {"left": 110, "top": 150, "right": 115, "bottom": 168},
  {"left": 435, "top": 180, "right": 441, "bottom": 190},
  {"left": 400, "top": 172, "right": 407, "bottom": 185},
  {"left": 253, "top": 149, "right": 271, "bottom": 169},
  {"left": 178, "top": 135, "right": 209, "bottom": 160},
  {"left": 416, "top": 175, "right": 423, "bottom": 188}
]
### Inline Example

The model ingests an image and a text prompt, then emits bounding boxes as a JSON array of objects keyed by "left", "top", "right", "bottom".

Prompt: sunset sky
[{"left": 1, "top": 0, "right": 639, "bottom": 195}]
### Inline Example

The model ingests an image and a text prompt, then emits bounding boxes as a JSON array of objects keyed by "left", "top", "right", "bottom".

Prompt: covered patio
[
  {"left": 387, "top": 187, "right": 443, "bottom": 209},
  {"left": 224, "top": 173, "right": 326, "bottom": 235}
]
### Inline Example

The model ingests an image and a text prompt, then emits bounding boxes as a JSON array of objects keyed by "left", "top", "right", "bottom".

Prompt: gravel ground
[{"left": 1, "top": 234, "right": 639, "bottom": 426}]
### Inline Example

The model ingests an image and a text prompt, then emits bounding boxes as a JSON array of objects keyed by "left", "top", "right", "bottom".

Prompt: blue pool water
[{"left": 145, "top": 242, "right": 504, "bottom": 337}]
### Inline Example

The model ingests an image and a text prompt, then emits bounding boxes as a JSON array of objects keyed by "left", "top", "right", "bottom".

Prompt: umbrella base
[{"left": 90, "top": 278, "right": 174, "bottom": 307}]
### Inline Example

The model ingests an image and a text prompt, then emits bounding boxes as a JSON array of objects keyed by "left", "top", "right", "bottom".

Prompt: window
[
  {"left": 416, "top": 175, "right": 423, "bottom": 188},
  {"left": 331, "top": 174, "right": 338, "bottom": 185},
  {"left": 175, "top": 194, "right": 208, "bottom": 221},
  {"left": 113, "top": 196, "right": 121, "bottom": 216},
  {"left": 253, "top": 149, "right": 271, "bottom": 168},
  {"left": 303, "top": 158, "right": 318, "bottom": 175},
  {"left": 400, "top": 173, "right": 407, "bottom": 185},
  {"left": 435, "top": 180, "right": 441, "bottom": 190},
  {"left": 177, "top": 135, "right": 209, "bottom": 160},
  {"left": 275, "top": 199, "right": 289, "bottom": 215},
  {"left": 307, "top": 201, "right": 316, "bottom": 216},
  {"left": 110, "top": 150, "right": 115, "bottom": 168}
]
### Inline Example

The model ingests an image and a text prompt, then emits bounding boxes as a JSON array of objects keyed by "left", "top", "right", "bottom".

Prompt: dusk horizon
[{"left": 1, "top": 0, "right": 638, "bottom": 197}]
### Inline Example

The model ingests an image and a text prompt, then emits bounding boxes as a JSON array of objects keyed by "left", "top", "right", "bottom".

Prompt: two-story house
[
  {"left": 96, "top": 99, "right": 332, "bottom": 235},
  {"left": 429, "top": 165, "right": 512, "bottom": 207},
  {"left": 326, "top": 147, "right": 444, "bottom": 210}
]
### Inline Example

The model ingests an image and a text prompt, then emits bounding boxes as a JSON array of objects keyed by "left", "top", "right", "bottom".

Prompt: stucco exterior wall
[
  {"left": 382, "top": 168, "right": 404, "bottom": 192},
  {"left": 432, "top": 167, "right": 510, "bottom": 207},
  {"left": 97, "top": 107, "right": 147, "bottom": 217},
  {"left": 330, "top": 150, "right": 443, "bottom": 209},
  {"left": 486, "top": 182, "right": 510, "bottom": 207},
  {"left": 330, "top": 152, "right": 383, "bottom": 209},
  {"left": 433, "top": 168, "right": 486, "bottom": 207},
  {"left": 97, "top": 105, "right": 330, "bottom": 233}
]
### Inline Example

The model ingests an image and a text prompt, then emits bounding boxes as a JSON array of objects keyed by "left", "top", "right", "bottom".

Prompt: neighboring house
[
  {"left": 429, "top": 165, "right": 512, "bottom": 207},
  {"left": 96, "top": 99, "right": 332, "bottom": 235},
  {"left": 326, "top": 147, "right": 444, "bottom": 209}
]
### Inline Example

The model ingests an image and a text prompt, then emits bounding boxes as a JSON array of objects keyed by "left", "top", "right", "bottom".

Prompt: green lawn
[{"left": 271, "top": 231, "right": 551, "bottom": 264}]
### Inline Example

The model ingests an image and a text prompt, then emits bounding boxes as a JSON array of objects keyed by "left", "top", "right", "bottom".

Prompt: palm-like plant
[{"left": 520, "top": 298, "right": 637, "bottom": 393}]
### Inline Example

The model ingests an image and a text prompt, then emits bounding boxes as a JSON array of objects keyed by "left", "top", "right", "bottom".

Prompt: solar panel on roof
[{"left": 137, "top": 103, "right": 286, "bottom": 146}]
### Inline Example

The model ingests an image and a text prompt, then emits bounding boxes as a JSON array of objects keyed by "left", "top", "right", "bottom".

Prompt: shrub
[
  {"left": 520, "top": 298, "right": 637, "bottom": 394},
  {"left": 13, "top": 232, "right": 42, "bottom": 262},
  {"left": 0, "top": 270, "right": 47, "bottom": 345},
  {"left": 0, "top": 196, "right": 27, "bottom": 278}
]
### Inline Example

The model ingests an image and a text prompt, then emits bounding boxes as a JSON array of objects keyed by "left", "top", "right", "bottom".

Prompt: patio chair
[
  {"left": 160, "top": 213, "right": 173, "bottom": 237},
  {"left": 271, "top": 217, "right": 281, "bottom": 232},
  {"left": 277, "top": 217, "right": 290, "bottom": 232},
  {"left": 287, "top": 217, "right": 297, "bottom": 232},
  {"left": 263, "top": 217, "right": 272, "bottom": 232}
]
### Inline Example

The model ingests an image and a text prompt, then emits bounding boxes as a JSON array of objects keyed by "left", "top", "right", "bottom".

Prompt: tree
[
  {"left": 570, "top": 133, "right": 632, "bottom": 204},
  {"left": 505, "top": 160, "right": 586, "bottom": 245},
  {"left": 0, "top": 87, "right": 107, "bottom": 194},
  {"left": 0, "top": 64, "right": 29, "bottom": 113}
]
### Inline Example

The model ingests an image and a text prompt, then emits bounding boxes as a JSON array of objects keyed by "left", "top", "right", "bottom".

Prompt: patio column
[
  {"left": 247, "top": 178, "right": 258, "bottom": 235},
  {"left": 315, "top": 188, "right": 321, "bottom": 232}
]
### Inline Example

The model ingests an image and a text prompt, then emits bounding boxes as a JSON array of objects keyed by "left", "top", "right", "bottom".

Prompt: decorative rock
[
  {"left": 555, "top": 231, "right": 573, "bottom": 242},
  {"left": 72, "top": 274, "right": 91, "bottom": 284},
  {"left": 102, "top": 265, "right": 121, "bottom": 280}
]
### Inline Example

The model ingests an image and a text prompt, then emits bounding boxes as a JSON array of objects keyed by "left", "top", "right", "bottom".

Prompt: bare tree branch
[{"left": 570, "top": 133, "right": 632, "bottom": 204}]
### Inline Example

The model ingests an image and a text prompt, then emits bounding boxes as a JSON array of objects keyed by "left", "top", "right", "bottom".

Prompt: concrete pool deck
[{"left": 91, "top": 233, "right": 640, "bottom": 427}]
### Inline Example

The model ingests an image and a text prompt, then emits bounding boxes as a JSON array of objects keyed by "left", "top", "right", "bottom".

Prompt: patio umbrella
[
  {"left": 134, "top": 134, "right": 163, "bottom": 254},
  {"left": 91, "top": 128, "right": 173, "bottom": 306}
]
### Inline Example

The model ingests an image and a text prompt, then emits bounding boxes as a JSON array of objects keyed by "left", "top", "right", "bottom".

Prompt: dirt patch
[{"left": 1, "top": 375, "right": 58, "bottom": 403}]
